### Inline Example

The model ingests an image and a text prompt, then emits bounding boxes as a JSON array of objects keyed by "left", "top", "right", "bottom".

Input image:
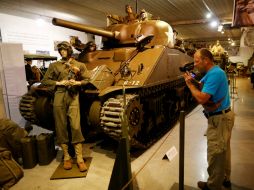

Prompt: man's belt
[{"left": 204, "top": 108, "right": 231, "bottom": 118}]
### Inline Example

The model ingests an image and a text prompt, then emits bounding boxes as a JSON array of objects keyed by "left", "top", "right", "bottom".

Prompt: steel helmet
[{"left": 57, "top": 41, "right": 73, "bottom": 56}]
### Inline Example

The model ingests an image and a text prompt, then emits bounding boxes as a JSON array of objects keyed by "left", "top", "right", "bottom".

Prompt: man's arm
[
  {"left": 41, "top": 63, "right": 58, "bottom": 87},
  {"left": 184, "top": 72, "right": 211, "bottom": 104}
]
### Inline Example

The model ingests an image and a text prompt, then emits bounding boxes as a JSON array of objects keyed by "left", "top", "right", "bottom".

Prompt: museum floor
[{"left": 12, "top": 77, "right": 254, "bottom": 190}]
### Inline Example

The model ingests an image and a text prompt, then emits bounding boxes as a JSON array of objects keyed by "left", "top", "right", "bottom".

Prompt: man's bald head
[
  {"left": 195, "top": 48, "right": 214, "bottom": 62},
  {"left": 194, "top": 48, "right": 214, "bottom": 74}
]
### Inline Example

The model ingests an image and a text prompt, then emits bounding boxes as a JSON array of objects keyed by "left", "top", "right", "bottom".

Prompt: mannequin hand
[
  {"left": 56, "top": 80, "right": 69, "bottom": 86},
  {"left": 69, "top": 79, "right": 81, "bottom": 86}
]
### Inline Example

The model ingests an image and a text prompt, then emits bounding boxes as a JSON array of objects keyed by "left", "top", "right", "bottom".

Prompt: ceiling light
[
  {"left": 228, "top": 38, "right": 231, "bottom": 41},
  {"left": 210, "top": 20, "right": 218, "bottom": 27},
  {"left": 221, "top": 30, "right": 224, "bottom": 34},
  {"left": 36, "top": 18, "right": 45, "bottom": 27},
  {"left": 206, "top": 13, "right": 212, "bottom": 19},
  {"left": 231, "top": 41, "right": 235, "bottom": 46}
]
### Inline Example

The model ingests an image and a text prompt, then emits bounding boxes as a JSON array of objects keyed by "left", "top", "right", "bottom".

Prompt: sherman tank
[{"left": 19, "top": 12, "right": 197, "bottom": 148}]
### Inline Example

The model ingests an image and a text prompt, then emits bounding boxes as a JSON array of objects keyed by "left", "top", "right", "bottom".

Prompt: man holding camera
[{"left": 183, "top": 48, "right": 234, "bottom": 190}]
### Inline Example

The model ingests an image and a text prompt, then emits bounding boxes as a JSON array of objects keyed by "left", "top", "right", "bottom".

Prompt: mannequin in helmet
[
  {"left": 41, "top": 41, "right": 90, "bottom": 172},
  {"left": 78, "top": 41, "right": 97, "bottom": 63},
  {"left": 211, "top": 40, "right": 225, "bottom": 55},
  {"left": 123, "top": 4, "right": 138, "bottom": 24}
]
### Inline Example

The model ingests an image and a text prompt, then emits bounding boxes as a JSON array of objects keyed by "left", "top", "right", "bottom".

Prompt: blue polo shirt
[{"left": 200, "top": 65, "right": 230, "bottom": 113}]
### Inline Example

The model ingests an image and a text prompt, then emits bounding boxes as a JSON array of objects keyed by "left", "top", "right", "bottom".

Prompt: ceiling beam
[
  {"left": 171, "top": 17, "right": 232, "bottom": 26},
  {"left": 184, "top": 36, "right": 240, "bottom": 42}
]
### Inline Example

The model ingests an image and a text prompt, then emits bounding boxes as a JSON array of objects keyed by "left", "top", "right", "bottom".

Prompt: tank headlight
[{"left": 121, "top": 66, "right": 131, "bottom": 77}]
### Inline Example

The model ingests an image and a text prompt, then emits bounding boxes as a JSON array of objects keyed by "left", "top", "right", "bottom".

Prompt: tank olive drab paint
[{"left": 19, "top": 10, "right": 198, "bottom": 148}]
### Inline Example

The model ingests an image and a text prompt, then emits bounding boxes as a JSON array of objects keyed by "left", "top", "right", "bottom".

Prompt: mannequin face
[
  {"left": 89, "top": 44, "right": 96, "bottom": 52},
  {"left": 60, "top": 49, "right": 68, "bottom": 58},
  {"left": 126, "top": 5, "right": 132, "bottom": 14},
  {"left": 27, "top": 60, "right": 32, "bottom": 65}
]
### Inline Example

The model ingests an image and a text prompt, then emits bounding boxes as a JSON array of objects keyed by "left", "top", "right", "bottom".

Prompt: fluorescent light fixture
[
  {"left": 206, "top": 13, "right": 212, "bottom": 19},
  {"left": 210, "top": 20, "right": 218, "bottom": 27},
  {"left": 36, "top": 18, "right": 45, "bottom": 26},
  {"left": 218, "top": 25, "right": 223, "bottom": 32},
  {"left": 53, "top": 11, "right": 83, "bottom": 22}
]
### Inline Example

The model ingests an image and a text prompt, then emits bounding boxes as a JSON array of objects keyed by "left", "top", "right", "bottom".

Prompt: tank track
[
  {"left": 19, "top": 89, "right": 54, "bottom": 130},
  {"left": 19, "top": 92, "right": 38, "bottom": 123},
  {"left": 100, "top": 77, "right": 194, "bottom": 148},
  {"left": 100, "top": 94, "right": 144, "bottom": 147}
]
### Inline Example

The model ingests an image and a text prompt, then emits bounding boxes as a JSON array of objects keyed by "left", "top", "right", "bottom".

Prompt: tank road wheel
[
  {"left": 100, "top": 94, "right": 144, "bottom": 146},
  {"left": 126, "top": 96, "right": 143, "bottom": 138}
]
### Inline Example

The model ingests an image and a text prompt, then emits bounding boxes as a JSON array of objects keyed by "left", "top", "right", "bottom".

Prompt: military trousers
[
  {"left": 53, "top": 90, "right": 84, "bottom": 145},
  {"left": 206, "top": 110, "right": 234, "bottom": 190}
]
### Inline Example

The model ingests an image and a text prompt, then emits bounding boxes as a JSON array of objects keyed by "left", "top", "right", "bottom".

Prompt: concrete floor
[{"left": 11, "top": 77, "right": 254, "bottom": 190}]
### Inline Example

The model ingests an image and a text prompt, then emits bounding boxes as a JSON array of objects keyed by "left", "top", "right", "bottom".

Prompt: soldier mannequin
[
  {"left": 41, "top": 41, "right": 89, "bottom": 172},
  {"left": 211, "top": 40, "right": 225, "bottom": 55},
  {"left": 107, "top": 4, "right": 138, "bottom": 24},
  {"left": 124, "top": 5, "right": 138, "bottom": 23}
]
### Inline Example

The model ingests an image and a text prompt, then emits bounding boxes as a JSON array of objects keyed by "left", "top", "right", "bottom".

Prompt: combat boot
[
  {"left": 74, "top": 143, "right": 87, "bottom": 172},
  {"left": 61, "top": 144, "right": 72, "bottom": 170}
]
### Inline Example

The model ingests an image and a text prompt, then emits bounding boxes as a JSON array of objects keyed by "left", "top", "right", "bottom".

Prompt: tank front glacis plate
[
  {"left": 115, "top": 46, "right": 165, "bottom": 87},
  {"left": 83, "top": 46, "right": 194, "bottom": 97}
]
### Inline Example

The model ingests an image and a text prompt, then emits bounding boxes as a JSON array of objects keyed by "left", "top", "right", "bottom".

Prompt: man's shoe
[
  {"left": 197, "top": 181, "right": 210, "bottom": 190},
  {"left": 77, "top": 161, "right": 87, "bottom": 172},
  {"left": 63, "top": 159, "right": 72, "bottom": 170},
  {"left": 223, "top": 179, "right": 231, "bottom": 188}
]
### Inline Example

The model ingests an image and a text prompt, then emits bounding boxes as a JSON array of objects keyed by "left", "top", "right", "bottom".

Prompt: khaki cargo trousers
[
  {"left": 206, "top": 110, "right": 235, "bottom": 190},
  {"left": 53, "top": 90, "right": 84, "bottom": 145}
]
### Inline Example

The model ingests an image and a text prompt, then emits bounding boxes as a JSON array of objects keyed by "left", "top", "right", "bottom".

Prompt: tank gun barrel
[{"left": 52, "top": 18, "right": 116, "bottom": 38}]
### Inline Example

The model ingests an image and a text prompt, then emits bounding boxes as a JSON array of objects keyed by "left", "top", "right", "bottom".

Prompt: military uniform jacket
[{"left": 41, "top": 59, "right": 90, "bottom": 90}]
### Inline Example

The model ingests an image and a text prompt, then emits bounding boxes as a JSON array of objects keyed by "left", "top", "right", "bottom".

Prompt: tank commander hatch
[{"left": 41, "top": 41, "right": 90, "bottom": 172}]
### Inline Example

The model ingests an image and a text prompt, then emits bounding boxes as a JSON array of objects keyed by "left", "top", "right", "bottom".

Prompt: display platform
[{"left": 50, "top": 157, "right": 92, "bottom": 180}]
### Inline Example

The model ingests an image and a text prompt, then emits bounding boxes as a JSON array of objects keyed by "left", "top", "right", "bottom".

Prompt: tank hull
[{"left": 20, "top": 47, "right": 196, "bottom": 147}]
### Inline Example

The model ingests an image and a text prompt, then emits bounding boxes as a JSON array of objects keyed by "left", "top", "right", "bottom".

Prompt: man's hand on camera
[
  {"left": 183, "top": 71, "right": 194, "bottom": 87},
  {"left": 56, "top": 80, "right": 69, "bottom": 86}
]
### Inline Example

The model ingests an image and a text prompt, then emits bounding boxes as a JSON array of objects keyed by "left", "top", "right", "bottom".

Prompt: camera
[{"left": 179, "top": 62, "right": 194, "bottom": 72}]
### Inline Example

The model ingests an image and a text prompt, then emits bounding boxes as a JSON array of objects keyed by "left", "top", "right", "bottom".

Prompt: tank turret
[{"left": 52, "top": 17, "right": 174, "bottom": 48}]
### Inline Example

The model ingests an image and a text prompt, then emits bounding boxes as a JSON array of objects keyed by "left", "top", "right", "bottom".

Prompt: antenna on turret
[{"left": 136, "top": 0, "right": 138, "bottom": 13}]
